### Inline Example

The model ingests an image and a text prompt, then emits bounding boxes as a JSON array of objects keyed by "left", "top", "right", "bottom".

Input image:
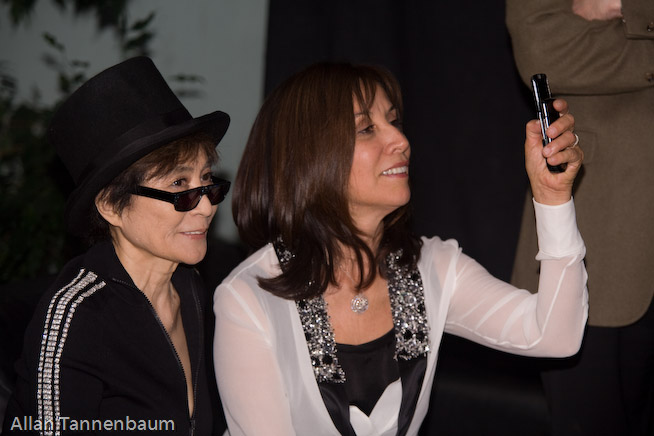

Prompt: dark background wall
[{"left": 265, "top": 0, "right": 532, "bottom": 283}]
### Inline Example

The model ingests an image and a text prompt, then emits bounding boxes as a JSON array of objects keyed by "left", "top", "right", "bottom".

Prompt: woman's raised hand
[{"left": 524, "top": 98, "right": 583, "bottom": 205}]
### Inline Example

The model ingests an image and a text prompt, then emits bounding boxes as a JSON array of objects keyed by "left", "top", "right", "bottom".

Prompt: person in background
[
  {"left": 3, "top": 56, "right": 230, "bottom": 435},
  {"left": 213, "top": 62, "right": 586, "bottom": 435},
  {"left": 506, "top": 1, "right": 654, "bottom": 435}
]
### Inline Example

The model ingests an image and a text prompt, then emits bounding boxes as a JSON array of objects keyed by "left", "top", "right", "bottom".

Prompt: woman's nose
[
  {"left": 386, "top": 126, "right": 410, "bottom": 156},
  {"left": 192, "top": 193, "right": 215, "bottom": 216}
]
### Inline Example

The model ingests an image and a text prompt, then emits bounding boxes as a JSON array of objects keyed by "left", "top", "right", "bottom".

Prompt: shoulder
[
  {"left": 213, "top": 244, "right": 290, "bottom": 323},
  {"left": 218, "top": 244, "right": 279, "bottom": 293},
  {"left": 417, "top": 235, "right": 467, "bottom": 284},
  {"left": 419, "top": 235, "right": 462, "bottom": 259},
  {"left": 214, "top": 244, "right": 276, "bottom": 300},
  {"left": 20, "top": 255, "right": 109, "bottom": 368},
  {"left": 35, "top": 255, "right": 108, "bottom": 319}
]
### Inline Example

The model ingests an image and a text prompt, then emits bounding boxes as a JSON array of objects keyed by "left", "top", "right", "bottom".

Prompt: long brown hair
[{"left": 233, "top": 62, "right": 421, "bottom": 300}]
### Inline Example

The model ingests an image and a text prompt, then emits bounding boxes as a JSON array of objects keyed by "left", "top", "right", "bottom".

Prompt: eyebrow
[
  {"left": 354, "top": 105, "right": 396, "bottom": 118},
  {"left": 177, "top": 161, "right": 213, "bottom": 172},
  {"left": 161, "top": 163, "right": 212, "bottom": 179}
]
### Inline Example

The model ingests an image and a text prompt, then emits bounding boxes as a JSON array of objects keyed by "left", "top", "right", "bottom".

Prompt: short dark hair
[
  {"left": 233, "top": 62, "right": 421, "bottom": 300},
  {"left": 88, "top": 132, "right": 218, "bottom": 244}
]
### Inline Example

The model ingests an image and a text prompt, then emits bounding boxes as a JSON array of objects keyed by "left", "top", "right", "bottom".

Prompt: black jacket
[{"left": 3, "top": 241, "right": 215, "bottom": 435}]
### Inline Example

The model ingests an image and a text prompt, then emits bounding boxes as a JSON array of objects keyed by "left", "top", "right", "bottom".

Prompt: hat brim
[{"left": 65, "top": 110, "right": 230, "bottom": 237}]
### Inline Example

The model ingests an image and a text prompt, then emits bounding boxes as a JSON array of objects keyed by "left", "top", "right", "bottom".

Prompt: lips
[
  {"left": 382, "top": 162, "right": 409, "bottom": 176},
  {"left": 182, "top": 229, "right": 208, "bottom": 235}
]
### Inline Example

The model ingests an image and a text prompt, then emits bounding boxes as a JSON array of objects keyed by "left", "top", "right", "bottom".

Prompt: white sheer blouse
[{"left": 213, "top": 198, "right": 588, "bottom": 435}]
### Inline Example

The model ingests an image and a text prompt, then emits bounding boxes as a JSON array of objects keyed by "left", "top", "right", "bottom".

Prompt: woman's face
[
  {"left": 348, "top": 87, "right": 411, "bottom": 229},
  {"left": 109, "top": 152, "right": 218, "bottom": 268}
]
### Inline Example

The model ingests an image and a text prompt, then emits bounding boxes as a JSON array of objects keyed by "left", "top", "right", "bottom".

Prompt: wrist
[{"left": 532, "top": 187, "right": 573, "bottom": 206}]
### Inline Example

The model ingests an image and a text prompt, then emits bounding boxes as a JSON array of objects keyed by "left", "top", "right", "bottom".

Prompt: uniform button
[
  {"left": 647, "top": 72, "right": 654, "bottom": 83},
  {"left": 648, "top": 22, "right": 654, "bottom": 32}
]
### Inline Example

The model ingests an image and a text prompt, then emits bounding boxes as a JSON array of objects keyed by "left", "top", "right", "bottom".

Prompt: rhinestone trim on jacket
[
  {"left": 273, "top": 241, "right": 430, "bottom": 384},
  {"left": 37, "top": 269, "right": 105, "bottom": 435}
]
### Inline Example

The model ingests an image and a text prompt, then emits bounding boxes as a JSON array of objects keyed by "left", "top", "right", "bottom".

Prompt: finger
[
  {"left": 546, "top": 112, "right": 575, "bottom": 139},
  {"left": 525, "top": 119, "right": 545, "bottom": 151},
  {"left": 549, "top": 146, "right": 583, "bottom": 171},
  {"left": 543, "top": 130, "right": 577, "bottom": 159},
  {"left": 525, "top": 120, "right": 552, "bottom": 170},
  {"left": 546, "top": 133, "right": 584, "bottom": 167},
  {"left": 552, "top": 98, "right": 569, "bottom": 115}
]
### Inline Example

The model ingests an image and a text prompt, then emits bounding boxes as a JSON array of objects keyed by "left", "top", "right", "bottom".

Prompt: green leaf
[
  {"left": 130, "top": 11, "right": 155, "bottom": 31},
  {"left": 42, "top": 32, "right": 65, "bottom": 52}
]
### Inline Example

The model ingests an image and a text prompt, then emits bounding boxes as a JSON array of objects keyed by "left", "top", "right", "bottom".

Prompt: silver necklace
[
  {"left": 339, "top": 264, "right": 369, "bottom": 314},
  {"left": 350, "top": 293, "right": 369, "bottom": 314}
]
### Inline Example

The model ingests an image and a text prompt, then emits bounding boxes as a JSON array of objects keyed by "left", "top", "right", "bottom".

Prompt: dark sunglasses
[{"left": 132, "top": 176, "right": 231, "bottom": 212}]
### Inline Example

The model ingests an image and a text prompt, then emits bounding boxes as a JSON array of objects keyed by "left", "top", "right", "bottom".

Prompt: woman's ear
[{"left": 94, "top": 191, "right": 122, "bottom": 227}]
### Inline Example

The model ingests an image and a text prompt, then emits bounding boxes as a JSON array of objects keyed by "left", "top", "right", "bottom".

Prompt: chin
[
  {"left": 394, "top": 195, "right": 411, "bottom": 209},
  {"left": 176, "top": 245, "right": 207, "bottom": 266}
]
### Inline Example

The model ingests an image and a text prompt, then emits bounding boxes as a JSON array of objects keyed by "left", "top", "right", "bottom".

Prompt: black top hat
[{"left": 48, "top": 56, "right": 230, "bottom": 237}]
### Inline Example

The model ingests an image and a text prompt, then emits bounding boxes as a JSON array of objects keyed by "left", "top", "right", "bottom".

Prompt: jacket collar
[
  {"left": 83, "top": 240, "right": 139, "bottom": 288},
  {"left": 81, "top": 240, "right": 195, "bottom": 296}
]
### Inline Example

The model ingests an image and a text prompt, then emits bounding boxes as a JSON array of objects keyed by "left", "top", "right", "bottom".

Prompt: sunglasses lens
[
  {"left": 175, "top": 190, "right": 203, "bottom": 211},
  {"left": 173, "top": 182, "right": 230, "bottom": 211},
  {"left": 206, "top": 183, "right": 229, "bottom": 205}
]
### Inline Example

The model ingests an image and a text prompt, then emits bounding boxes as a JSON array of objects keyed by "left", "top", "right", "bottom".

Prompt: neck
[
  {"left": 338, "top": 243, "right": 375, "bottom": 288},
  {"left": 349, "top": 206, "right": 389, "bottom": 251},
  {"left": 110, "top": 239, "right": 178, "bottom": 302},
  {"left": 354, "top": 222, "right": 384, "bottom": 252}
]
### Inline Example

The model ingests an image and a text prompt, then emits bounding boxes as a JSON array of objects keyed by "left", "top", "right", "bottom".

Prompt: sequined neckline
[{"left": 273, "top": 240, "right": 430, "bottom": 384}]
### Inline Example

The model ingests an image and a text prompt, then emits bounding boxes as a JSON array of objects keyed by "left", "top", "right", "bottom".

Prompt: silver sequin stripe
[
  {"left": 274, "top": 240, "right": 430, "bottom": 384},
  {"left": 386, "top": 252, "right": 430, "bottom": 360},
  {"left": 296, "top": 297, "right": 346, "bottom": 383},
  {"left": 36, "top": 269, "right": 105, "bottom": 436},
  {"left": 271, "top": 241, "right": 346, "bottom": 384},
  {"left": 36, "top": 269, "right": 85, "bottom": 430}
]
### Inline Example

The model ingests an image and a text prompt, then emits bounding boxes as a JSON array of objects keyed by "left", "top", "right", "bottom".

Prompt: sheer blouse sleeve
[
  {"left": 213, "top": 276, "right": 298, "bottom": 436},
  {"left": 442, "top": 198, "right": 588, "bottom": 357}
]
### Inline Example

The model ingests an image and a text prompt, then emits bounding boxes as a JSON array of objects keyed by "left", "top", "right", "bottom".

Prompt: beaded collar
[{"left": 273, "top": 241, "right": 430, "bottom": 384}]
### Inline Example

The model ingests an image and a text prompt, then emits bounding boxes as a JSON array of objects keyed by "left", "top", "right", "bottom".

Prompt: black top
[
  {"left": 3, "top": 241, "right": 215, "bottom": 435},
  {"left": 321, "top": 328, "right": 426, "bottom": 436},
  {"left": 337, "top": 329, "right": 399, "bottom": 416}
]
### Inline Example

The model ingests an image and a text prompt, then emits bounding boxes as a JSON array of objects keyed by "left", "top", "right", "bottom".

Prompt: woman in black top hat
[{"left": 3, "top": 57, "right": 230, "bottom": 435}]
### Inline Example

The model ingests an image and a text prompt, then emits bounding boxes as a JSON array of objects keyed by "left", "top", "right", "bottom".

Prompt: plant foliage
[{"left": 0, "top": 0, "right": 156, "bottom": 283}]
